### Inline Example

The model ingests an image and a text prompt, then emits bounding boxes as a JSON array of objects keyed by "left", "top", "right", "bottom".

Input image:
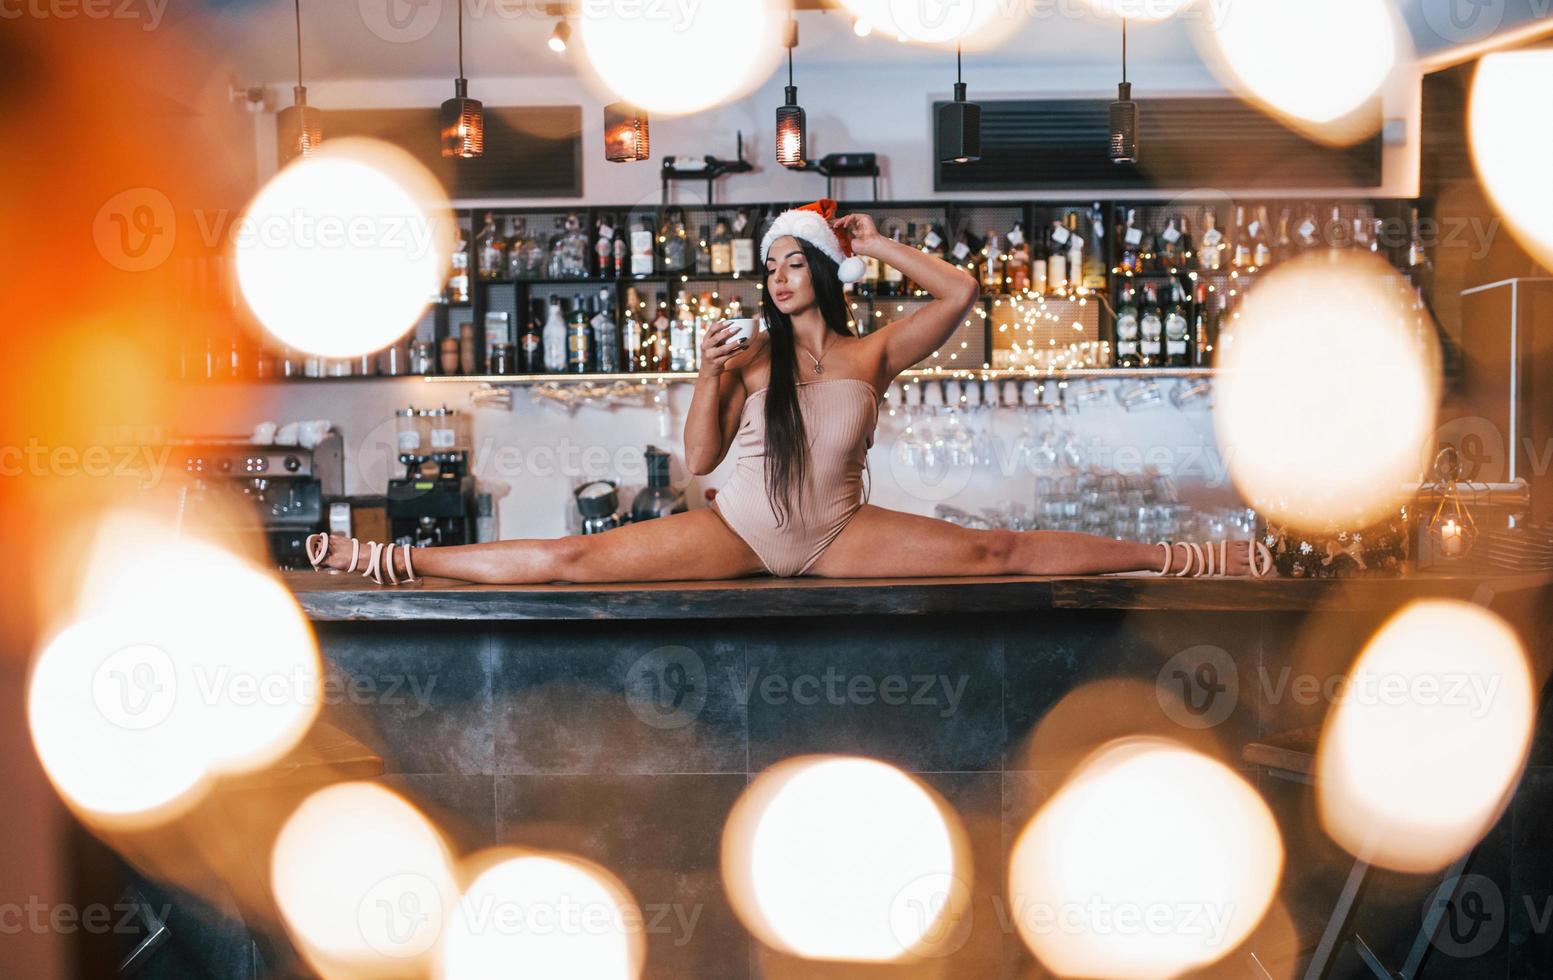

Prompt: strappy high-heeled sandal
[
  {"left": 305, "top": 534, "right": 418, "bottom": 585},
  {"left": 1155, "top": 540, "right": 1275, "bottom": 578}
]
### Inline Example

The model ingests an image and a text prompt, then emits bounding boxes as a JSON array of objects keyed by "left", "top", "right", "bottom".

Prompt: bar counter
[
  {"left": 277, "top": 569, "right": 1553, "bottom": 978},
  {"left": 286, "top": 568, "right": 1553, "bottom": 620}
]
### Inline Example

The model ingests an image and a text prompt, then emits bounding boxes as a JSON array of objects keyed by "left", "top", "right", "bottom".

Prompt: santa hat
[{"left": 759, "top": 199, "right": 866, "bottom": 283}]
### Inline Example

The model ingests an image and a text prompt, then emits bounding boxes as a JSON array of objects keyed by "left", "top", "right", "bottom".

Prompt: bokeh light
[
  {"left": 27, "top": 510, "right": 321, "bottom": 828},
  {"left": 440, "top": 850, "right": 645, "bottom": 980},
  {"left": 1469, "top": 51, "right": 1553, "bottom": 269},
  {"left": 1197, "top": 0, "right": 1400, "bottom": 143},
  {"left": 272, "top": 782, "right": 458, "bottom": 978},
  {"left": 723, "top": 756, "right": 970, "bottom": 962},
  {"left": 1316, "top": 600, "right": 1534, "bottom": 874},
  {"left": 1213, "top": 251, "right": 1439, "bottom": 534},
  {"left": 235, "top": 138, "right": 452, "bottom": 359},
  {"left": 1009, "top": 738, "right": 1283, "bottom": 978},
  {"left": 578, "top": 0, "right": 787, "bottom": 115},
  {"left": 834, "top": 0, "right": 1025, "bottom": 49},
  {"left": 1083, "top": 0, "right": 1190, "bottom": 21}
]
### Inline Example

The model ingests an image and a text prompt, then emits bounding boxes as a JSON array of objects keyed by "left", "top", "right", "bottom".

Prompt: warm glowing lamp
[
  {"left": 1109, "top": 19, "right": 1139, "bottom": 163},
  {"left": 604, "top": 102, "right": 650, "bottom": 163},
  {"left": 276, "top": 0, "right": 322, "bottom": 166},
  {"left": 776, "top": 20, "right": 806, "bottom": 169},
  {"left": 439, "top": 0, "right": 483, "bottom": 159}
]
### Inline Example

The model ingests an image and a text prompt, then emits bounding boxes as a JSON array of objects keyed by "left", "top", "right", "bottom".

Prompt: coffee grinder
[
  {"left": 387, "top": 406, "right": 475, "bottom": 548},
  {"left": 630, "top": 445, "right": 687, "bottom": 522}
]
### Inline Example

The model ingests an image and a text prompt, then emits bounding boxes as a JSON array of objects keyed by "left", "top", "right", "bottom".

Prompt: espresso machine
[
  {"left": 173, "top": 432, "right": 344, "bottom": 569},
  {"left": 387, "top": 406, "right": 475, "bottom": 548}
]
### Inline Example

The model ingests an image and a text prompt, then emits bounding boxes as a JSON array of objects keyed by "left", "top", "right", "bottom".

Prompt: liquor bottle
[
  {"left": 519, "top": 299, "right": 544, "bottom": 373},
  {"left": 623, "top": 286, "right": 643, "bottom": 371},
  {"left": 1046, "top": 218, "right": 1069, "bottom": 294},
  {"left": 592, "top": 288, "right": 620, "bottom": 373},
  {"left": 1030, "top": 224, "right": 1048, "bottom": 295},
  {"left": 1120, "top": 209, "right": 1143, "bottom": 275},
  {"left": 1351, "top": 216, "right": 1372, "bottom": 253},
  {"left": 518, "top": 218, "right": 548, "bottom": 278},
  {"left": 1273, "top": 209, "right": 1294, "bottom": 266},
  {"left": 596, "top": 213, "right": 618, "bottom": 279},
  {"left": 694, "top": 223, "right": 712, "bottom": 276},
  {"left": 1369, "top": 217, "right": 1385, "bottom": 256},
  {"left": 630, "top": 219, "right": 656, "bottom": 277},
  {"left": 1326, "top": 206, "right": 1351, "bottom": 250},
  {"left": 650, "top": 292, "right": 672, "bottom": 371},
  {"left": 880, "top": 223, "right": 906, "bottom": 297},
  {"left": 1082, "top": 203, "right": 1108, "bottom": 290},
  {"left": 542, "top": 295, "right": 568, "bottom": 373},
  {"left": 1198, "top": 209, "right": 1224, "bottom": 271},
  {"left": 1164, "top": 279, "right": 1191, "bottom": 367},
  {"left": 1231, "top": 206, "right": 1252, "bottom": 269},
  {"left": 1114, "top": 287, "right": 1140, "bottom": 368},
  {"left": 505, "top": 217, "right": 525, "bottom": 279},
  {"left": 1192, "top": 282, "right": 1212, "bottom": 366},
  {"left": 1407, "top": 207, "right": 1433, "bottom": 291},
  {"left": 1177, "top": 216, "right": 1195, "bottom": 271},
  {"left": 731, "top": 208, "right": 756, "bottom": 274},
  {"left": 613, "top": 233, "right": 628, "bottom": 281},
  {"left": 567, "top": 298, "right": 594, "bottom": 373},
  {"left": 477, "top": 212, "right": 505, "bottom": 281},
  {"left": 1253, "top": 206, "right": 1273, "bottom": 268},
  {"left": 447, "top": 224, "right": 470, "bottom": 303},
  {"left": 856, "top": 244, "right": 880, "bottom": 298},
  {"left": 670, "top": 290, "right": 695, "bottom": 371},
  {"left": 1007, "top": 221, "right": 1031, "bottom": 294},
  {"left": 950, "top": 228, "right": 975, "bottom": 273},
  {"left": 1294, "top": 203, "right": 1321, "bottom": 250},
  {"left": 1158, "top": 215, "right": 1183, "bottom": 271},
  {"left": 980, "top": 231, "right": 1003, "bottom": 293},
  {"left": 1066, "top": 213, "right": 1085, "bottom": 289},
  {"left": 710, "top": 217, "right": 734, "bottom": 275},
  {"left": 548, "top": 213, "right": 591, "bottom": 278},
  {"left": 659, "top": 207, "right": 690, "bottom": 273},
  {"left": 1139, "top": 283, "right": 1163, "bottom": 367}
]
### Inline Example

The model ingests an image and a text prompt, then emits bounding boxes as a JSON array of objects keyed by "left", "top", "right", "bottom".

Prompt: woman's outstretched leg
[
  {"left": 313, "top": 509, "right": 766, "bottom": 584},
  {"left": 809, "top": 504, "right": 1259, "bottom": 578}
]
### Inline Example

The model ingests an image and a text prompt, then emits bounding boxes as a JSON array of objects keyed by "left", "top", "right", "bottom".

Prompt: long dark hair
[{"left": 760, "top": 240, "right": 855, "bottom": 526}]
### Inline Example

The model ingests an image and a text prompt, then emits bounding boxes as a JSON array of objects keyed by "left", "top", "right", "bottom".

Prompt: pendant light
[
  {"left": 604, "top": 102, "right": 650, "bottom": 162},
  {"left": 276, "top": 0, "right": 322, "bottom": 166},
  {"left": 937, "top": 44, "right": 980, "bottom": 164},
  {"left": 775, "top": 18, "right": 806, "bottom": 169},
  {"left": 440, "top": 0, "right": 483, "bottom": 158},
  {"left": 1109, "top": 18, "right": 1139, "bottom": 164},
  {"left": 548, "top": 20, "right": 570, "bottom": 54}
]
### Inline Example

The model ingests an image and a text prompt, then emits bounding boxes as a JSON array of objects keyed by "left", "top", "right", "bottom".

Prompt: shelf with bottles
[{"left": 419, "top": 365, "right": 1218, "bottom": 386}]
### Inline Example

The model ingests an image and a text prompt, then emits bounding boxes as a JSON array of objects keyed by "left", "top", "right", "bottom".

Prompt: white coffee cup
[{"left": 724, "top": 317, "right": 766, "bottom": 347}]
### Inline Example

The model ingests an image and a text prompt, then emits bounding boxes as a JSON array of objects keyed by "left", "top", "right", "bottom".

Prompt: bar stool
[
  {"left": 117, "top": 721, "right": 384, "bottom": 975},
  {"left": 1241, "top": 726, "right": 1476, "bottom": 980}
]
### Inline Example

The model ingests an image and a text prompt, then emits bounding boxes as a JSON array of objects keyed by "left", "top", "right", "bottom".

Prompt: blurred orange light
[{"left": 1469, "top": 51, "right": 1553, "bottom": 269}]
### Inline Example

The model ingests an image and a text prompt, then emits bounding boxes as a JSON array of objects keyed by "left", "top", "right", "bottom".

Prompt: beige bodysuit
[{"left": 710, "top": 378, "right": 878, "bottom": 577}]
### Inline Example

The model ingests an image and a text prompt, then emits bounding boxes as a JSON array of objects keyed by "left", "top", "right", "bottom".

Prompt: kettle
[
  {"left": 575, "top": 479, "right": 623, "bottom": 535},
  {"left": 630, "top": 446, "right": 686, "bottom": 522}
]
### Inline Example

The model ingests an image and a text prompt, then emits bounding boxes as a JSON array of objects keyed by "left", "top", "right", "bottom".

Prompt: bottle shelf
[{"left": 175, "top": 366, "right": 1219, "bottom": 387}]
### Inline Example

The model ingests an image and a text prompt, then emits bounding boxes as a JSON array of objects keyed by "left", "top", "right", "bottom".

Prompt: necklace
[{"left": 800, "top": 332, "right": 835, "bottom": 375}]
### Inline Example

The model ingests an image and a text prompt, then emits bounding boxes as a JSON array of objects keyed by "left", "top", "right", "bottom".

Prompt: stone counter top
[{"left": 284, "top": 569, "right": 1552, "bottom": 621}]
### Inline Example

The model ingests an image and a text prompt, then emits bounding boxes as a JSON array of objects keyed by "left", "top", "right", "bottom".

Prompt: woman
[{"left": 308, "top": 201, "right": 1271, "bottom": 584}]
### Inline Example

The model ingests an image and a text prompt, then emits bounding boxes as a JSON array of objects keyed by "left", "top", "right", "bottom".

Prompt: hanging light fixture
[
  {"left": 604, "top": 102, "right": 650, "bottom": 162},
  {"left": 775, "top": 18, "right": 806, "bottom": 169},
  {"left": 937, "top": 44, "right": 980, "bottom": 164},
  {"left": 440, "top": 0, "right": 483, "bottom": 158},
  {"left": 1109, "top": 18, "right": 1139, "bottom": 164},
  {"left": 548, "top": 20, "right": 570, "bottom": 54},
  {"left": 276, "top": 0, "right": 322, "bottom": 166}
]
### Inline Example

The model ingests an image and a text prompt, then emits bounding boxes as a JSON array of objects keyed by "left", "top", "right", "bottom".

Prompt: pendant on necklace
[{"left": 813, "top": 362, "right": 824, "bottom": 374}]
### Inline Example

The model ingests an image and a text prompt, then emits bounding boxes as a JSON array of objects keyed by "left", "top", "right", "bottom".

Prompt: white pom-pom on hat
[{"left": 760, "top": 199, "right": 866, "bottom": 283}]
